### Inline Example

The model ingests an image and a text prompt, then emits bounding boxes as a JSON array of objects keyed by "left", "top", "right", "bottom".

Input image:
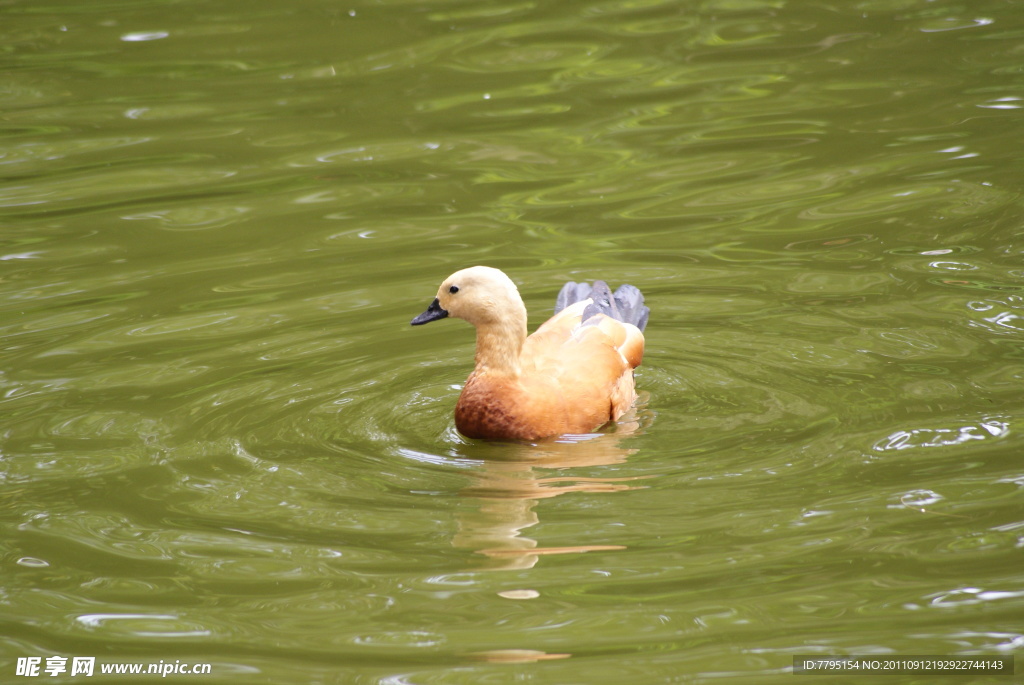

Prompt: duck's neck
[{"left": 473, "top": 310, "right": 527, "bottom": 377}]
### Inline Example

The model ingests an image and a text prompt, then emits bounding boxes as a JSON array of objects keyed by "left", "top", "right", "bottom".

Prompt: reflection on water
[{"left": 454, "top": 406, "right": 651, "bottom": 571}]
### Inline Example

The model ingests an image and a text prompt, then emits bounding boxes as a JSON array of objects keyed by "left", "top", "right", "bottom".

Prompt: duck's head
[{"left": 411, "top": 266, "right": 523, "bottom": 328}]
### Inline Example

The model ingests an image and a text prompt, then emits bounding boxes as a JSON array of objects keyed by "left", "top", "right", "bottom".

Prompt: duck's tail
[{"left": 555, "top": 279, "right": 650, "bottom": 332}]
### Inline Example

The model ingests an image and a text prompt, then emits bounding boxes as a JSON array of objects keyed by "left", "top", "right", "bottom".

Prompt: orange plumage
[{"left": 411, "top": 266, "right": 649, "bottom": 441}]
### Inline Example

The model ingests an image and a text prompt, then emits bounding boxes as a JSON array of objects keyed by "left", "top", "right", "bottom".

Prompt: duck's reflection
[{"left": 451, "top": 401, "right": 652, "bottom": 571}]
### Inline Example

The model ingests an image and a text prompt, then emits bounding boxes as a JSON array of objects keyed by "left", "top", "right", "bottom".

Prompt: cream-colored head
[
  {"left": 411, "top": 266, "right": 527, "bottom": 375},
  {"left": 438, "top": 266, "right": 524, "bottom": 326},
  {"left": 411, "top": 266, "right": 524, "bottom": 328}
]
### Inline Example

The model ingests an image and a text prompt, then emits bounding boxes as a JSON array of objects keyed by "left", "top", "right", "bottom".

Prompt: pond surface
[{"left": 2, "top": 0, "right": 1023, "bottom": 682}]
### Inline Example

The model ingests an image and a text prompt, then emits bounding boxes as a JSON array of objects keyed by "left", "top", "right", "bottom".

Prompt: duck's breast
[{"left": 455, "top": 373, "right": 567, "bottom": 441}]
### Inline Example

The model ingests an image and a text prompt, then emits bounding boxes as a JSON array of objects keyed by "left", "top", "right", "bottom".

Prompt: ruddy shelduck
[{"left": 411, "top": 266, "right": 649, "bottom": 441}]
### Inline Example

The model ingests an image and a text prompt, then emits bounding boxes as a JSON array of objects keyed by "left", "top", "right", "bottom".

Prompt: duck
[{"left": 411, "top": 266, "right": 649, "bottom": 441}]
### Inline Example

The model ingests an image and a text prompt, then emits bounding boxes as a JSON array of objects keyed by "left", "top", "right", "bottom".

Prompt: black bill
[{"left": 411, "top": 297, "right": 449, "bottom": 325}]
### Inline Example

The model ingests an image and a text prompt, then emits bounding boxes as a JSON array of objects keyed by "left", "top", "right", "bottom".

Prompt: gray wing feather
[{"left": 554, "top": 279, "right": 649, "bottom": 332}]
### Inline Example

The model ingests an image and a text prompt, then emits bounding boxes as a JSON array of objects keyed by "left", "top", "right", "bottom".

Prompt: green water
[{"left": 2, "top": 0, "right": 1023, "bottom": 682}]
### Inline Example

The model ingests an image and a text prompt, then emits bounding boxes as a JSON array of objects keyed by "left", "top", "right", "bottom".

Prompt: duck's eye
[{"left": 449, "top": 285, "right": 459, "bottom": 294}]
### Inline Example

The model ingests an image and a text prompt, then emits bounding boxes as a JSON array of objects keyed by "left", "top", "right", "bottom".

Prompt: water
[{"left": 2, "top": 0, "right": 1023, "bottom": 682}]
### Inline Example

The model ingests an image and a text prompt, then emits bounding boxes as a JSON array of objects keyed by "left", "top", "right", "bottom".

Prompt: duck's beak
[{"left": 411, "top": 297, "right": 449, "bottom": 325}]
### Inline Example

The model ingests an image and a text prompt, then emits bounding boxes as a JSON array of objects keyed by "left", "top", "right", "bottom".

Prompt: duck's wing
[
  {"left": 524, "top": 312, "right": 643, "bottom": 408},
  {"left": 612, "top": 284, "right": 649, "bottom": 333},
  {"left": 523, "top": 298, "right": 590, "bottom": 367},
  {"left": 556, "top": 279, "right": 649, "bottom": 330},
  {"left": 516, "top": 289, "right": 648, "bottom": 432},
  {"left": 577, "top": 313, "right": 645, "bottom": 369},
  {"left": 526, "top": 293, "right": 644, "bottom": 371},
  {"left": 523, "top": 317, "right": 641, "bottom": 429},
  {"left": 554, "top": 281, "right": 593, "bottom": 314}
]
